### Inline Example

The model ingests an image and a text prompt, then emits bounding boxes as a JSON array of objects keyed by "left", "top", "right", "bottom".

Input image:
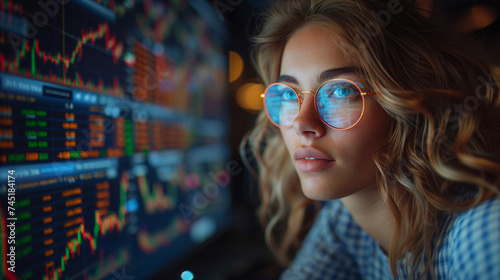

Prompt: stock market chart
[{"left": 0, "top": 0, "right": 231, "bottom": 279}]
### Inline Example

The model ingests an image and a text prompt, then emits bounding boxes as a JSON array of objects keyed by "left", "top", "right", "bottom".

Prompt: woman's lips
[
  {"left": 296, "top": 158, "right": 335, "bottom": 172},
  {"left": 294, "top": 147, "right": 335, "bottom": 172}
]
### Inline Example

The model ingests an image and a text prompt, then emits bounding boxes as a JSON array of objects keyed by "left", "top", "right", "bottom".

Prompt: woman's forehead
[{"left": 280, "top": 26, "right": 358, "bottom": 87}]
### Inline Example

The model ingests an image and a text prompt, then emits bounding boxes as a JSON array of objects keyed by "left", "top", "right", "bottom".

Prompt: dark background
[{"left": 159, "top": 0, "right": 500, "bottom": 279}]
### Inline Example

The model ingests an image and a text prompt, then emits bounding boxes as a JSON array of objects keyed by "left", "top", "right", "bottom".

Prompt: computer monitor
[{"left": 0, "top": 0, "right": 232, "bottom": 279}]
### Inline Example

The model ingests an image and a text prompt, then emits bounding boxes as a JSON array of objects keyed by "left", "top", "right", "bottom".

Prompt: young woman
[{"left": 241, "top": 0, "right": 500, "bottom": 279}]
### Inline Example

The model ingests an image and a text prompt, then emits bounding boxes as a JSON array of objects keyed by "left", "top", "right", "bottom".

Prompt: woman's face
[{"left": 279, "top": 25, "right": 391, "bottom": 200}]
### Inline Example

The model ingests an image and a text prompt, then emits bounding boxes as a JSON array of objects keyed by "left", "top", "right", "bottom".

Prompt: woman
[{"left": 241, "top": 0, "right": 500, "bottom": 279}]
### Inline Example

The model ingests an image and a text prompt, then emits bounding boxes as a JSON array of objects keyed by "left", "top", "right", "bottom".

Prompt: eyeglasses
[{"left": 261, "top": 78, "right": 376, "bottom": 130}]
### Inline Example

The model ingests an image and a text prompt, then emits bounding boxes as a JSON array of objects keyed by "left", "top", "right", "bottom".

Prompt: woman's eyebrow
[
  {"left": 277, "top": 75, "right": 298, "bottom": 84},
  {"left": 318, "top": 66, "right": 359, "bottom": 82},
  {"left": 276, "top": 66, "right": 360, "bottom": 85}
]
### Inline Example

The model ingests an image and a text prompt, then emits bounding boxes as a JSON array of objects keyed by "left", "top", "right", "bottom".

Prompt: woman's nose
[{"left": 292, "top": 92, "right": 326, "bottom": 138}]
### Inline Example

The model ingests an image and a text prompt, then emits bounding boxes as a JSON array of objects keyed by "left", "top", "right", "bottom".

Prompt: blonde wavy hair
[{"left": 240, "top": 0, "right": 500, "bottom": 279}]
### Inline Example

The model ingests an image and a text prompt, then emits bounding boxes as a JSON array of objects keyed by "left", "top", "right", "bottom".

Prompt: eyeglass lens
[{"left": 264, "top": 80, "right": 364, "bottom": 129}]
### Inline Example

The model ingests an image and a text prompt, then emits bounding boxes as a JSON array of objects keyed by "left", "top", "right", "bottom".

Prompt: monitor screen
[{"left": 0, "top": 0, "right": 231, "bottom": 279}]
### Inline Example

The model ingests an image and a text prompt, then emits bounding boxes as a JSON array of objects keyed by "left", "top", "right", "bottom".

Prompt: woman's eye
[
  {"left": 330, "top": 86, "right": 357, "bottom": 98},
  {"left": 282, "top": 90, "right": 296, "bottom": 101}
]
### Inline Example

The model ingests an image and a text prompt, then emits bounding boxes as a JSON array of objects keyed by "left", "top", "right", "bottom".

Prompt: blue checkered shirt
[{"left": 281, "top": 196, "right": 500, "bottom": 279}]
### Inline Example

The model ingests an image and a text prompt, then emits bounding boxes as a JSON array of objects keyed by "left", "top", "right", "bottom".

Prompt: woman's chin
[{"left": 299, "top": 178, "right": 352, "bottom": 201}]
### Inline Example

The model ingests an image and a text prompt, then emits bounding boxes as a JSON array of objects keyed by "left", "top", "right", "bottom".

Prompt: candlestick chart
[
  {"left": 0, "top": 0, "right": 126, "bottom": 96},
  {"left": 0, "top": 1, "right": 230, "bottom": 280}
]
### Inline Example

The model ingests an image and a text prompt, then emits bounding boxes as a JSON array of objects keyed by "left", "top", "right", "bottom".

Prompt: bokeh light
[
  {"left": 229, "top": 51, "right": 244, "bottom": 83},
  {"left": 235, "top": 82, "right": 265, "bottom": 112},
  {"left": 456, "top": 4, "right": 498, "bottom": 33},
  {"left": 181, "top": 270, "right": 194, "bottom": 280},
  {"left": 185, "top": 173, "right": 200, "bottom": 189},
  {"left": 470, "top": 5, "right": 498, "bottom": 29}
]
